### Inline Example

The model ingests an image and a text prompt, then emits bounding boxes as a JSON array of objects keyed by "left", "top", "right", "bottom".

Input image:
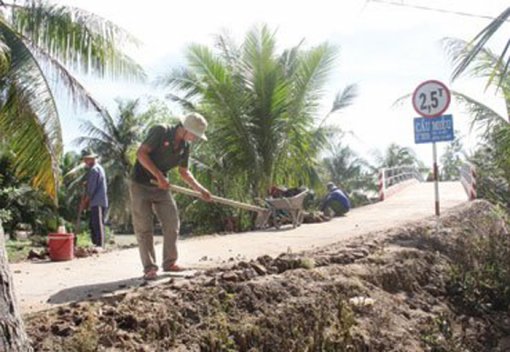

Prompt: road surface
[{"left": 10, "top": 181, "right": 468, "bottom": 314}]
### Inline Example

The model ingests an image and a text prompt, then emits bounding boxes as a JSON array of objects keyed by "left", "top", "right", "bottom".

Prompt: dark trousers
[
  {"left": 321, "top": 200, "right": 348, "bottom": 217},
  {"left": 90, "top": 206, "right": 107, "bottom": 247}
]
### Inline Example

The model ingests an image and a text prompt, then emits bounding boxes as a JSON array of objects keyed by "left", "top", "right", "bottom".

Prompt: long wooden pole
[{"left": 169, "top": 184, "right": 267, "bottom": 213}]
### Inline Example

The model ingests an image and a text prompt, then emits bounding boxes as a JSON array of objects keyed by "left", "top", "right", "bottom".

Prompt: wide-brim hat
[
  {"left": 81, "top": 150, "right": 98, "bottom": 159},
  {"left": 181, "top": 112, "right": 208, "bottom": 141}
]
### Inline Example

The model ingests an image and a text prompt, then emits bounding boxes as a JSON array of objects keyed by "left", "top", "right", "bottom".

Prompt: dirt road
[{"left": 10, "top": 181, "right": 468, "bottom": 314}]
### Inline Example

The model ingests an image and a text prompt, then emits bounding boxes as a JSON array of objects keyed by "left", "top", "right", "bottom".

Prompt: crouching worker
[
  {"left": 321, "top": 182, "right": 351, "bottom": 217},
  {"left": 130, "top": 113, "right": 212, "bottom": 280}
]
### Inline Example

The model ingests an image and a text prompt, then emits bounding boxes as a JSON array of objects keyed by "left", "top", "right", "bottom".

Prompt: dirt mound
[{"left": 25, "top": 200, "right": 510, "bottom": 351}]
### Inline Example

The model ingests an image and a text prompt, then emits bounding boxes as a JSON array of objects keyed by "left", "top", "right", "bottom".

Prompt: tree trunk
[{"left": 0, "top": 221, "right": 33, "bottom": 351}]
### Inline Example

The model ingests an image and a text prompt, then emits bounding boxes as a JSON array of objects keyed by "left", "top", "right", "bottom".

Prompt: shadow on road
[
  {"left": 47, "top": 271, "right": 196, "bottom": 306},
  {"left": 46, "top": 269, "right": 196, "bottom": 304},
  {"left": 47, "top": 277, "right": 145, "bottom": 305}
]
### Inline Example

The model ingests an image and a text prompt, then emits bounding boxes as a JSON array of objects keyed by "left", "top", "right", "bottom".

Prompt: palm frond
[
  {"left": 492, "top": 39, "right": 510, "bottom": 89},
  {"left": 330, "top": 83, "right": 358, "bottom": 113},
  {"left": 279, "top": 39, "right": 305, "bottom": 77},
  {"left": 317, "top": 84, "right": 358, "bottom": 127},
  {"left": 392, "top": 93, "right": 412, "bottom": 109},
  {"left": 0, "top": 19, "right": 61, "bottom": 200},
  {"left": 0, "top": 38, "right": 10, "bottom": 74},
  {"left": 9, "top": 0, "right": 145, "bottom": 80},
  {"left": 443, "top": 37, "right": 507, "bottom": 88},
  {"left": 0, "top": 86, "right": 60, "bottom": 200},
  {"left": 452, "top": 90, "right": 507, "bottom": 136},
  {"left": 75, "top": 120, "right": 119, "bottom": 149},
  {"left": 165, "top": 93, "right": 196, "bottom": 111},
  {"left": 450, "top": 7, "right": 510, "bottom": 88},
  {"left": 289, "top": 43, "right": 338, "bottom": 116},
  {"left": 187, "top": 44, "right": 237, "bottom": 109},
  {"left": 213, "top": 29, "right": 242, "bottom": 68},
  {"left": 30, "top": 44, "right": 109, "bottom": 114},
  {"left": 159, "top": 67, "right": 203, "bottom": 103}
]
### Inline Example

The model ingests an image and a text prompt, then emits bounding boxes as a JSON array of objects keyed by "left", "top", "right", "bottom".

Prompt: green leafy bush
[
  {"left": 448, "top": 209, "right": 510, "bottom": 313},
  {"left": 0, "top": 185, "right": 57, "bottom": 237}
]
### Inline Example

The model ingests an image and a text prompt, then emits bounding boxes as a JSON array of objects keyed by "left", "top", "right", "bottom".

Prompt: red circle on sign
[{"left": 412, "top": 80, "right": 451, "bottom": 118}]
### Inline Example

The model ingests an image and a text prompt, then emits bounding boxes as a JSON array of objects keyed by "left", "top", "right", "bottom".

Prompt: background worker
[
  {"left": 321, "top": 181, "right": 351, "bottom": 217},
  {"left": 130, "top": 113, "right": 212, "bottom": 280},
  {"left": 80, "top": 151, "right": 108, "bottom": 249}
]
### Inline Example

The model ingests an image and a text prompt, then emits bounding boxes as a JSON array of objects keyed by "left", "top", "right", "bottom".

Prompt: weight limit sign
[{"left": 412, "top": 80, "right": 451, "bottom": 118}]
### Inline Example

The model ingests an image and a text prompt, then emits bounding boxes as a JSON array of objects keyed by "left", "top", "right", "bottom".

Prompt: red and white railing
[
  {"left": 378, "top": 165, "right": 423, "bottom": 201},
  {"left": 459, "top": 163, "right": 477, "bottom": 200}
]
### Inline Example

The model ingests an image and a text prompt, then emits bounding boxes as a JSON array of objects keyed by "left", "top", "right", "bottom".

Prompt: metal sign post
[
  {"left": 412, "top": 80, "right": 452, "bottom": 226},
  {"left": 432, "top": 142, "right": 440, "bottom": 216}
]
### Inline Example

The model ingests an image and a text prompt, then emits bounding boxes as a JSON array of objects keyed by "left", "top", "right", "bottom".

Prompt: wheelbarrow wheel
[
  {"left": 272, "top": 215, "right": 282, "bottom": 229},
  {"left": 297, "top": 211, "right": 304, "bottom": 227}
]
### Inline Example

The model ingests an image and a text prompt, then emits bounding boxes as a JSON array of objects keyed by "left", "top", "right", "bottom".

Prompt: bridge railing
[
  {"left": 459, "top": 162, "right": 477, "bottom": 200},
  {"left": 378, "top": 165, "right": 424, "bottom": 201}
]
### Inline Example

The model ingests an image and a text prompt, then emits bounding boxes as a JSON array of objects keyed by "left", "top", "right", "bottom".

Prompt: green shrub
[
  {"left": 0, "top": 185, "right": 57, "bottom": 236},
  {"left": 448, "top": 212, "right": 510, "bottom": 313}
]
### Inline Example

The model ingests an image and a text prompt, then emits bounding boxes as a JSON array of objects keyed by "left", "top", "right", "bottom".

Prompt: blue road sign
[{"left": 414, "top": 114, "right": 454, "bottom": 144}]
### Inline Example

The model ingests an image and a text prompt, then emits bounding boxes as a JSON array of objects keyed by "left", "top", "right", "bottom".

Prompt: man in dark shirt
[
  {"left": 80, "top": 151, "right": 108, "bottom": 248},
  {"left": 130, "top": 113, "right": 212, "bottom": 280}
]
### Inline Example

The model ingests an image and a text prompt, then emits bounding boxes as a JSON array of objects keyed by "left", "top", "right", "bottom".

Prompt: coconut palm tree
[
  {"left": 443, "top": 38, "right": 509, "bottom": 165},
  {"left": 443, "top": 37, "right": 510, "bottom": 122},
  {"left": 159, "top": 25, "right": 356, "bottom": 198},
  {"left": 375, "top": 143, "right": 421, "bottom": 168},
  {"left": 444, "top": 37, "right": 510, "bottom": 205},
  {"left": 322, "top": 142, "right": 374, "bottom": 193},
  {"left": 0, "top": 0, "right": 145, "bottom": 202}
]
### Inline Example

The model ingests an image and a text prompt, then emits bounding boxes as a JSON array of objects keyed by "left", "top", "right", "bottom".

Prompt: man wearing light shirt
[{"left": 80, "top": 151, "right": 108, "bottom": 248}]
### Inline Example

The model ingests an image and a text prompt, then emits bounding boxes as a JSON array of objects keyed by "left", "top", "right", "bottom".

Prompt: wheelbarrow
[{"left": 265, "top": 189, "right": 309, "bottom": 229}]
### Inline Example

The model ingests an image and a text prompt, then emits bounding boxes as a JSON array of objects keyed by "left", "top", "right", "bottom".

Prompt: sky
[{"left": 55, "top": 0, "right": 509, "bottom": 166}]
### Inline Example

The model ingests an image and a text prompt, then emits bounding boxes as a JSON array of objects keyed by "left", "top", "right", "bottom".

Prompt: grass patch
[
  {"left": 6, "top": 239, "right": 34, "bottom": 262},
  {"left": 75, "top": 231, "right": 93, "bottom": 248}
]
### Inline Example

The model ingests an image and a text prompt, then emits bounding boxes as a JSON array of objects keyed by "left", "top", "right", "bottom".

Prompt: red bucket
[{"left": 48, "top": 233, "right": 74, "bottom": 261}]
